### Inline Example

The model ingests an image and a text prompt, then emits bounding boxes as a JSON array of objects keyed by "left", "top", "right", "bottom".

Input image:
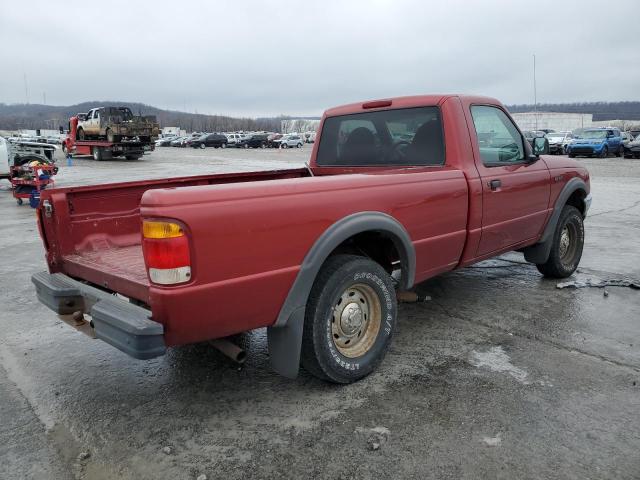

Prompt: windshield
[{"left": 578, "top": 130, "right": 607, "bottom": 139}]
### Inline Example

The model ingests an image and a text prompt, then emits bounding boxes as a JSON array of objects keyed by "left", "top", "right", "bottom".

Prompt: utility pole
[
  {"left": 24, "top": 73, "right": 29, "bottom": 104},
  {"left": 533, "top": 54, "right": 538, "bottom": 131}
]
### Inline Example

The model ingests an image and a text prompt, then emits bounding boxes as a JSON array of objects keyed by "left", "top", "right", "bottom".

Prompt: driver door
[{"left": 469, "top": 105, "right": 551, "bottom": 257}]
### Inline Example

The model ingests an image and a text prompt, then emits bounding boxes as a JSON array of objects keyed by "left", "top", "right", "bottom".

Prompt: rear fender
[{"left": 267, "top": 211, "right": 415, "bottom": 378}]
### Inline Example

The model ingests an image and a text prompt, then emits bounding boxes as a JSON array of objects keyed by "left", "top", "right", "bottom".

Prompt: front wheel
[
  {"left": 615, "top": 146, "right": 623, "bottom": 157},
  {"left": 281, "top": 143, "right": 288, "bottom": 149},
  {"left": 200, "top": 143, "right": 206, "bottom": 149},
  {"left": 536, "top": 205, "right": 584, "bottom": 278},
  {"left": 221, "top": 143, "right": 227, "bottom": 149},
  {"left": 300, "top": 254, "right": 397, "bottom": 383},
  {"left": 599, "top": 146, "right": 608, "bottom": 158}
]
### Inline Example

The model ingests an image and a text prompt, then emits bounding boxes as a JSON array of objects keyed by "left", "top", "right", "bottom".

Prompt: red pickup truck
[{"left": 32, "top": 95, "right": 591, "bottom": 383}]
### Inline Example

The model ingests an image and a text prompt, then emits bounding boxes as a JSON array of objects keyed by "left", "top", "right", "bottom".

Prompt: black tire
[
  {"left": 221, "top": 143, "right": 227, "bottom": 149},
  {"left": 125, "top": 154, "right": 141, "bottom": 160},
  {"left": 92, "top": 147, "right": 103, "bottom": 161},
  {"left": 536, "top": 205, "right": 584, "bottom": 278},
  {"left": 200, "top": 143, "right": 206, "bottom": 149},
  {"left": 568, "top": 153, "right": 575, "bottom": 158},
  {"left": 77, "top": 128, "right": 85, "bottom": 141},
  {"left": 599, "top": 146, "right": 608, "bottom": 158},
  {"left": 615, "top": 146, "right": 623, "bottom": 157},
  {"left": 16, "top": 198, "right": 23, "bottom": 206},
  {"left": 300, "top": 254, "right": 397, "bottom": 383}
]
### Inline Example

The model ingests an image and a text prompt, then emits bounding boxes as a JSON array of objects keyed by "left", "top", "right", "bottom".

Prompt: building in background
[{"left": 510, "top": 112, "right": 593, "bottom": 132}]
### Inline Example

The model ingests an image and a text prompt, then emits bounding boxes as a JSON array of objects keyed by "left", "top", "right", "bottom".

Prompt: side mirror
[{"left": 533, "top": 137, "right": 548, "bottom": 156}]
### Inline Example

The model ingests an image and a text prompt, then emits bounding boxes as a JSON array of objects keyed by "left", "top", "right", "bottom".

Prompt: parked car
[
  {"left": 267, "top": 133, "right": 283, "bottom": 148},
  {"left": 566, "top": 128, "right": 623, "bottom": 158},
  {"left": 190, "top": 133, "right": 228, "bottom": 149},
  {"left": 623, "top": 135, "right": 640, "bottom": 159},
  {"left": 225, "top": 133, "right": 244, "bottom": 146},
  {"left": 279, "top": 135, "right": 303, "bottom": 148},
  {"left": 545, "top": 131, "right": 573, "bottom": 155},
  {"left": 621, "top": 131, "right": 635, "bottom": 146},
  {"left": 32, "top": 94, "right": 591, "bottom": 384},
  {"left": 156, "top": 136, "right": 177, "bottom": 147},
  {"left": 237, "top": 134, "right": 268, "bottom": 148},
  {"left": 170, "top": 136, "right": 188, "bottom": 147}
]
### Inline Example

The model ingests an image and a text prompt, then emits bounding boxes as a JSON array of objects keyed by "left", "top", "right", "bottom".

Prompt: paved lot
[{"left": 1, "top": 146, "right": 639, "bottom": 479}]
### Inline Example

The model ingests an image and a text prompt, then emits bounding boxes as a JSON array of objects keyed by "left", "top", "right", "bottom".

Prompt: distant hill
[
  {"left": 0, "top": 101, "right": 309, "bottom": 132},
  {"left": 506, "top": 101, "right": 640, "bottom": 121}
]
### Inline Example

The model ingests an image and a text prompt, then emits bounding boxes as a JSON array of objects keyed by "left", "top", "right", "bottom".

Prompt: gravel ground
[{"left": 0, "top": 146, "right": 638, "bottom": 479}]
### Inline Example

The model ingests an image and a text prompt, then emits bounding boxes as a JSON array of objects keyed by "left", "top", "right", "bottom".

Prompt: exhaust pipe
[{"left": 210, "top": 338, "right": 247, "bottom": 364}]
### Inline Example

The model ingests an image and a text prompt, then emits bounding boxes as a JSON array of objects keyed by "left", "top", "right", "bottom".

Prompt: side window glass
[{"left": 470, "top": 106, "right": 525, "bottom": 165}]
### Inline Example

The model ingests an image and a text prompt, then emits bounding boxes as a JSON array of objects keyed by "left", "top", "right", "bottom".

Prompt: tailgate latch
[{"left": 43, "top": 200, "right": 53, "bottom": 218}]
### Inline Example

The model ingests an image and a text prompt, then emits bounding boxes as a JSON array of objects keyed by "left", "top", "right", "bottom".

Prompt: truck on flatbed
[
  {"left": 32, "top": 94, "right": 591, "bottom": 383},
  {"left": 77, "top": 106, "right": 159, "bottom": 143},
  {"left": 62, "top": 116, "right": 154, "bottom": 161}
]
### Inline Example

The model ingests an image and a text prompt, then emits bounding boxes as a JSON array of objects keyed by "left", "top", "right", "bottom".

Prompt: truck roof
[{"left": 323, "top": 94, "right": 502, "bottom": 117}]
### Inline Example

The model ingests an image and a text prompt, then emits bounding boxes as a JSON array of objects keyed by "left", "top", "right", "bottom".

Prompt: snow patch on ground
[
  {"left": 470, "top": 346, "right": 530, "bottom": 384},
  {"left": 482, "top": 434, "right": 502, "bottom": 446}
]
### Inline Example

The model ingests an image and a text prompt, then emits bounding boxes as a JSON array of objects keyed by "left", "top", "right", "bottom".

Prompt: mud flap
[{"left": 267, "top": 307, "right": 305, "bottom": 378}]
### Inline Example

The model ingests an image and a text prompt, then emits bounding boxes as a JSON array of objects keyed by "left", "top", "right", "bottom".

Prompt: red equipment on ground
[{"left": 10, "top": 161, "right": 57, "bottom": 206}]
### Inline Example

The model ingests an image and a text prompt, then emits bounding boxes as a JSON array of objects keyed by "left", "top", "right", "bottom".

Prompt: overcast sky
[{"left": 1, "top": 0, "right": 638, "bottom": 117}]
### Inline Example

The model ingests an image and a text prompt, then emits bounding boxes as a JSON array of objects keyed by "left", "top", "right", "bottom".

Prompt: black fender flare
[
  {"left": 267, "top": 211, "right": 416, "bottom": 378},
  {"left": 523, "top": 177, "right": 588, "bottom": 264}
]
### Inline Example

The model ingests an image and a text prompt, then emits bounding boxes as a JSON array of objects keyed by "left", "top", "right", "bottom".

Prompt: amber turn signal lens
[{"left": 142, "top": 221, "right": 184, "bottom": 239}]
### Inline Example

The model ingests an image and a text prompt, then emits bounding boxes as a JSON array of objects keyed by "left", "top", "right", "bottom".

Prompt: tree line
[{"left": 0, "top": 101, "right": 320, "bottom": 133}]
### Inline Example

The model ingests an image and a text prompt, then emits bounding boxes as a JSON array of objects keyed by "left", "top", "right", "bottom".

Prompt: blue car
[{"left": 567, "top": 128, "right": 623, "bottom": 158}]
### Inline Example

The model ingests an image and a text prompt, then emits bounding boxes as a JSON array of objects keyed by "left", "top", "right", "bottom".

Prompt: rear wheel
[
  {"left": 536, "top": 205, "right": 584, "bottom": 278},
  {"left": 300, "top": 254, "right": 397, "bottom": 383},
  {"left": 92, "top": 147, "right": 103, "bottom": 161},
  {"left": 200, "top": 143, "right": 206, "bottom": 149},
  {"left": 221, "top": 143, "right": 227, "bottom": 149},
  {"left": 281, "top": 143, "right": 288, "bottom": 149}
]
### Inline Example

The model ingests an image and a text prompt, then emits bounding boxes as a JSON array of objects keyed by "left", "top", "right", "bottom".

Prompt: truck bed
[{"left": 38, "top": 168, "right": 309, "bottom": 303}]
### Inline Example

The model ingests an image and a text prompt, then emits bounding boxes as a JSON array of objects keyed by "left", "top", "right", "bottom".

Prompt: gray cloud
[{"left": 1, "top": 0, "right": 638, "bottom": 117}]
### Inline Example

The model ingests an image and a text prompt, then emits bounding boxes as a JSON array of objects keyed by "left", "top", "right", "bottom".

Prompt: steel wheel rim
[
  {"left": 559, "top": 223, "right": 578, "bottom": 265},
  {"left": 331, "top": 283, "right": 381, "bottom": 358}
]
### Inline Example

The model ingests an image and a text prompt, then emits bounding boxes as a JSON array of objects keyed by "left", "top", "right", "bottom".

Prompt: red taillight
[
  {"left": 142, "top": 220, "right": 191, "bottom": 285},
  {"left": 143, "top": 236, "right": 190, "bottom": 269}
]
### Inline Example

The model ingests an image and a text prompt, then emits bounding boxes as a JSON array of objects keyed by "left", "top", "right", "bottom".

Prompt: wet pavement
[{"left": 0, "top": 147, "right": 638, "bottom": 479}]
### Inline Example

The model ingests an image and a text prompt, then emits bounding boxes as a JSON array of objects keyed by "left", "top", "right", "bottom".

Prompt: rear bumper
[{"left": 32, "top": 272, "right": 166, "bottom": 360}]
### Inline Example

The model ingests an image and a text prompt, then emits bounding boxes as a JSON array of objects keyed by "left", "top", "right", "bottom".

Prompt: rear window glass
[{"left": 316, "top": 106, "right": 445, "bottom": 166}]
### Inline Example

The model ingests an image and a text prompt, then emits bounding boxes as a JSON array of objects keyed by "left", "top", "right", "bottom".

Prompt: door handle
[{"left": 488, "top": 179, "right": 501, "bottom": 191}]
